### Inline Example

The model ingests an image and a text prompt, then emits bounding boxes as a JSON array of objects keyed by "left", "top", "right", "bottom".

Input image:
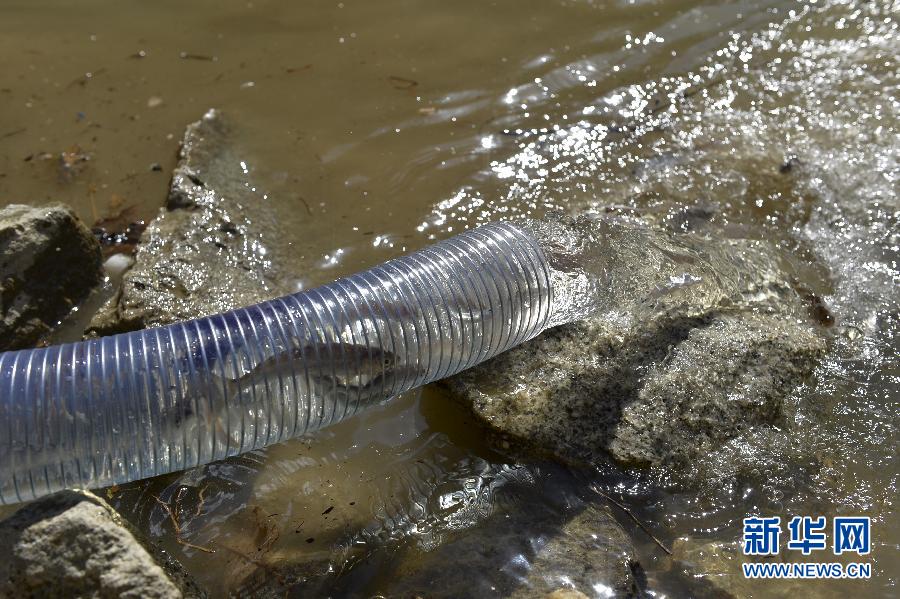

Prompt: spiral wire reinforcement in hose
[{"left": 0, "top": 222, "right": 554, "bottom": 504}]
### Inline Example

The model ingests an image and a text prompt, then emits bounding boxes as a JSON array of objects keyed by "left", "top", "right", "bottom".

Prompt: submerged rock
[
  {"left": 0, "top": 490, "right": 203, "bottom": 598},
  {"left": 202, "top": 443, "right": 641, "bottom": 598},
  {"left": 669, "top": 537, "right": 845, "bottom": 599},
  {"left": 88, "top": 109, "right": 293, "bottom": 335},
  {"left": 383, "top": 503, "right": 642, "bottom": 598},
  {"left": 253, "top": 479, "right": 644, "bottom": 598},
  {"left": 445, "top": 216, "right": 826, "bottom": 468},
  {"left": 0, "top": 203, "right": 103, "bottom": 350}
]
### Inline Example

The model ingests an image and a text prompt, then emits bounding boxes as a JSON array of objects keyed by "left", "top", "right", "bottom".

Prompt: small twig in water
[
  {"left": 387, "top": 75, "right": 418, "bottom": 90},
  {"left": 297, "top": 195, "right": 313, "bottom": 216},
  {"left": 177, "top": 537, "right": 216, "bottom": 553},
  {"left": 1, "top": 127, "right": 26, "bottom": 140},
  {"left": 153, "top": 494, "right": 181, "bottom": 534},
  {"left": 154, "top": 493, "right": 216, "bottom": 553},
  {"left": 194, "top": 483, "right": 211, "bottom": 518},
  {"left": 179, "top": 52, "right": 217, "bottom": 61},
  {"left": 590, "top": 484, "right": 672, "bottom": 555}
]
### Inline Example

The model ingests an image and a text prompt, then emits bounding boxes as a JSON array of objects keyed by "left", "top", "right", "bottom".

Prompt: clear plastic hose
[{"left": 0, "top": 222, "right": 553, "bottom": 504}]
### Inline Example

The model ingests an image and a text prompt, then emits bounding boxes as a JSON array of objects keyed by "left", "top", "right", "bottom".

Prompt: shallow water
[{"left": 2, "top": 0, "right": 897, "bottom": 597}]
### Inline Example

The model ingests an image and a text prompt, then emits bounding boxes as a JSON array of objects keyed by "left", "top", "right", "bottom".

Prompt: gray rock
[
  {"left": 609, "top": 314, "right": 824, "bottom": 466},
  {"left": 0, "top": 490, "right": 203, "bottom": 598},
  {"left": 383, "top": 503, "right": 642, "bottom": 598},
  {"left": 0, "top": 203, "right": 102, "bottom": 350},
  {"left": 222, "top": 456, "right": 641, "bottom": 598},
  {"left": 88, "top": 109, "right": 293, "bottom": 335},
  {"left": 668, "top": 537, "right": 841, "bottom": 599},
  {"left": 445, "top": 216, "right": 826, "bottom": 468}
]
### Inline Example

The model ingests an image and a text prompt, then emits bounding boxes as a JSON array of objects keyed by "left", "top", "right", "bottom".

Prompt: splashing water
[{"left": 521, "top": 214, "right": 794, "bottom": 328}]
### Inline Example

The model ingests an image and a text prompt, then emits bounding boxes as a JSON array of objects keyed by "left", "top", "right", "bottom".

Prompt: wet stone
[
  {"left": 612, "top": 314, "right": 824, "bottom": 465},
  {"left": 0, "top": 490, "right": 204, "bottom": 598},
  {"left": 668, "top": 537, "right": 844, "bottom": 599},
  {"left": 445, "top": 216, "right": 826, "bottom": 469},
  {"left": 212, "top": 450, "right": 642, "bottom": 598},
  {"left": 87, "top": 109, "right": 294, "bottom": 335},
  {"left": 0, "top": 203, "right": 103, "bottom": 350},
  {"left": 383, "top": 503, "right": 643, "bottom": 598}
]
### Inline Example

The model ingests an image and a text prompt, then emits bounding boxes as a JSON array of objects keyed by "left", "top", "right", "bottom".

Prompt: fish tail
[{"left": 201, "top": 374, "right": 238, "bottom": 453}]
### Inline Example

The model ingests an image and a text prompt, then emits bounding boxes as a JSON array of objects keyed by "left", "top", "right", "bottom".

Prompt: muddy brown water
[{"left": 1, "top": 0, "right": 897, "bottom": 597}]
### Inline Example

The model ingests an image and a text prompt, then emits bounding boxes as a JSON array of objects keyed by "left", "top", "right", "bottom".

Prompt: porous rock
[
  {"left": 0, "top": 203, "right": 102, "bottom": 350},
  {"left": 88, "top": 109, "right": 293, "bottom": 335},
  {"left": 383, "top": 503, "right": 643, "bottom": 598},
  {"left": 0, "top": 489, "right": 203, "bottom": 598},
  {"left": 668, "top": 537, "right": 834, "bottom": 599},
  {"left": 445, "top": 217, "right": 826, "bottom": 468}
]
